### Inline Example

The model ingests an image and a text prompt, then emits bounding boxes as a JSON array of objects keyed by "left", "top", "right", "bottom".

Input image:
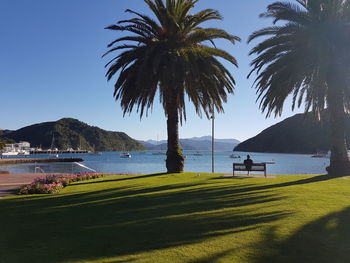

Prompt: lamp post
[{"left": 211, "top": 106, "right": 215, "bottom": 173}]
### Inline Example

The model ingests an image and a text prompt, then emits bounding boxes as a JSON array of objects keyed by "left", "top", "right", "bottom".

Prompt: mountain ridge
[
  {"left": 0, "top": 118, "right": 145, "bottom": 151},
  {"left": 234, "top": 112, "right": 350, "bottom": 154},
  {"left": 139, "top": 136, "right": 240, "bottom": 151}
]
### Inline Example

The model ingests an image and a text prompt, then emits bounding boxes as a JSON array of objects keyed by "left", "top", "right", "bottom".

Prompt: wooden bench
[{"left": 233, "top": 163, "right": 267, "bottom": 177}]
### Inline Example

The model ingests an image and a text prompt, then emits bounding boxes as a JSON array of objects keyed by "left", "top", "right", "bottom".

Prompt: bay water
[{"left": 1, "top": 151, "right": 330, "bottom": 175}]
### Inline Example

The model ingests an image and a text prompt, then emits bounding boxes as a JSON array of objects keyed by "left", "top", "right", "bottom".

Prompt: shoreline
[{"left": 0, "top": 157, "right": 83, "bottom": 166}]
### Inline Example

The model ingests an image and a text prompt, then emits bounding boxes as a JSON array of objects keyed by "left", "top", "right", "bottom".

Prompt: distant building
[
  {"left": 4, "top": 141, "right": 30, "bottom": 152},
  {"left": 16, "top": 141, "right": 30, "bottom": 148}
]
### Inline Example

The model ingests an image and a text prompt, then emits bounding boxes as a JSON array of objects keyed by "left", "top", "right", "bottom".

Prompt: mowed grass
[{"left": 1, "top": 172, "right": 350, "bottom": 263}]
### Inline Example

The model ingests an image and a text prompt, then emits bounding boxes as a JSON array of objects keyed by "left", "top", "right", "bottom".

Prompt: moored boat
[
  {"left": 311, "top": 153, "right": 327, "bottom": 158},
  {"left": 120, "top": 152, "right": 131, "bottom": 158},
  {"left": 1, "top": 151, "right": 19, "bottom": 156},
  {"left": 18, "top": 150, "right": 30, "bottom": 155}
]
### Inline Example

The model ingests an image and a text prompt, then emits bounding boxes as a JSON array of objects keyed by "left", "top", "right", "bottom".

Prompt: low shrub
[
  {"left": 19, "top": 182, "right": 64, "bottom": 195},
  {"left": 19, "top": 173, "right": 103, "bottom": 195}
]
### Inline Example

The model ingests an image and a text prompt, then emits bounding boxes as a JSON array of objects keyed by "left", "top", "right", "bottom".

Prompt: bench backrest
[{"left": 233, "top": 163, "right": 266, "bottom": 171}]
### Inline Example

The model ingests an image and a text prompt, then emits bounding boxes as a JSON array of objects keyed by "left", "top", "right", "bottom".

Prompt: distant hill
[
  {"left": 189, "top": 136, "right": 240, "bottom": 145},
  {"left": 0, "top": 118, "right": 145, "bottom": 151},
  {"left": 139, "top": 140, "right": 157, "bottom": 149},
  {"left": 188, "top": 136, "right": 213, "bottom": 141},
  {"left": 0, "top": 129, "right": 12, "bottom": 136},
  {"left": 139, "top": 136, "right": 240, "bottom": 151},
  {"left": 145, "top": 139, "right": 164, "bottom": 145},
  {"left": 234, "top": 112, "right": 350, "bottom": 154}
]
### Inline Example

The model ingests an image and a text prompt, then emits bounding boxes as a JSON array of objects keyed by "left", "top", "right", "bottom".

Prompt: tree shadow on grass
[
  {"left": 252, "top": 206, "right": 350, "bottom": 263},
  {"left": 214, "top": 174, "right": 332, "bottom": 192},
  {"left": 0, "top": 180, "right": 289, "bottom": 263},
  {"left": 72, "top": 172, "right": 169, "bottom": 186}
]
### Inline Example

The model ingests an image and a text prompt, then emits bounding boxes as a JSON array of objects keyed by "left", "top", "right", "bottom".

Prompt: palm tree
[
  {"left": 248, "top": 0, "right": 350, "bottom": 176},
  {"left": 104, "top": 0, "right": 240, "bottom": 173}
]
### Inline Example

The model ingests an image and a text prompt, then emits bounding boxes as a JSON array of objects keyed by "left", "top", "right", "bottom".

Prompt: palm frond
[
  {"left": 248, "top": 0, "right": 350, "bottom": 117},
  {"left": 104, "top": 0, "right": 239, "bottom": 120}
]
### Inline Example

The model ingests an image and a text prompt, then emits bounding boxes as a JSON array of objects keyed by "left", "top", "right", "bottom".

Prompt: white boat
[
  {"left": 311, "top": 152, "right": 327, "bottom": 158},
  {"left": 1, "top": 151, "right": 19, "bottom": 156},
  {"left": 229, "top": 154, "right": 241, "bottom": 158},
  {"left": 2, "top": 148, "right": 30, "bottom": 156},
  {"left": 120, "top": 152, "right": 131, "bottom": 158},
  {"left": 193, "top": 152, "right": 203, "bottom": 156},
  {"left": 18, "top": 150, "right": 30, "bottom": 155}
]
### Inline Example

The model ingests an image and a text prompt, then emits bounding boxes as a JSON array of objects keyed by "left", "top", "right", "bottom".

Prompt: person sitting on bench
[{"left": 244, "top": 155, "right": 253, "bottom": 175}]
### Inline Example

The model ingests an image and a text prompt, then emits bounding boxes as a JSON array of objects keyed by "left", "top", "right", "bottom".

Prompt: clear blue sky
[{"left": 0, "top": 0, "right": 302, "bottom": 142}]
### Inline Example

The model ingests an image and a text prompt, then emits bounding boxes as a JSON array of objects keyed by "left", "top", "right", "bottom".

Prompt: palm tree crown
[
  {"left": 249, "top": 0, "right": 350, "bottom": 117},
  {"left": 104, "top": 0, "right": 240, "bottom": 172},
  {"left": 249, "top": 0, "right": 350, "bottom": 175}
]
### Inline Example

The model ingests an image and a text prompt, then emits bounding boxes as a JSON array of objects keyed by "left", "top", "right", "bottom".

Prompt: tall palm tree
[
  {"left": 104, "top": 0, "right": 240, "bottom": 173},
  {"left": 248, "top": 0, "right": 350, "bottom": 176}
]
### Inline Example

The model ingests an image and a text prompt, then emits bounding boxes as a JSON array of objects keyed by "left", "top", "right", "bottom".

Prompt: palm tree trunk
[
  {"left": 165, "top": 100, "right": 184, "bottom": 173},
  {"left": 326, "top": 84, "right": 350, "bottom": 176}
]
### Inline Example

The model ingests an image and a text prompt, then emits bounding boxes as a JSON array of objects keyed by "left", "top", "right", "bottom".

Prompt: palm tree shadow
[
  {"left": 252, "top": 206, "right": 350, "bottom": 263},
  {"left": 72, "top": 172, "right": 168, "bottom": 186},
  {"left": 215, "top": 174, "right": 333, "bottom": 191},
  {"left": 270, "top": 174, "right": 331, "bottom": 187},
  {"left": 0, "top": 181, "right": 289, "bottom": 263}
]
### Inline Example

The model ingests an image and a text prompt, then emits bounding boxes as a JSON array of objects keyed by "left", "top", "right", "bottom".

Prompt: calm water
[{"left": 0, "top": 151, "right": 330, "bottom": 175}]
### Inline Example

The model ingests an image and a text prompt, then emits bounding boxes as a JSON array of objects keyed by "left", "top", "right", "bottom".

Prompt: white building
[
  {"left": 3, "top": 141, "right": 31, "bottom": 152},
  {"left": 15, "top": 141, "right": 30, "bottom": 148}
]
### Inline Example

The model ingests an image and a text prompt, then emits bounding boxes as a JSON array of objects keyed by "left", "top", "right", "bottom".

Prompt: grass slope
[{"left": 1, "top": 173, "right": 350, "bottom": 263}]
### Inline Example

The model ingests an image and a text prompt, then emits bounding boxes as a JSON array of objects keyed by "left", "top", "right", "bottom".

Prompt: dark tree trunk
[
  {"left": 165, "top": 100, "right": 184, "bottom": 173},
  {"left": 326, "top": 81, "right": 350, "bottom": 176}
]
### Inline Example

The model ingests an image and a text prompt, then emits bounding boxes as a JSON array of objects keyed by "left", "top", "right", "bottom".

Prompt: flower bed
[{"left": 19, "top": 173, "right": 103, "bottom": 195}]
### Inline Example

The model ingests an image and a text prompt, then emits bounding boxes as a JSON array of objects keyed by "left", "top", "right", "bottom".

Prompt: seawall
[{"left": 0, "top": 158, "right": 83, "bottom": 165}]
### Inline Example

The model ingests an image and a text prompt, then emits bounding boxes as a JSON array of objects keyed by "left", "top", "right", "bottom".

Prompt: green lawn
[{"left": 1, "top": 172, "right": 350, "bottom": 263}]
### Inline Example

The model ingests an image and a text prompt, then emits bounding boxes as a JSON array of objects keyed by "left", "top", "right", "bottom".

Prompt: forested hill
[
  {"left": 234, "top": 112, "right": 350, "bottom": 154},
  {"left": 0, "top": 118, "right": 145, "bottom": 151},
  {"left": 139, "top": 137, "right": 240, "bottom": 150}
]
